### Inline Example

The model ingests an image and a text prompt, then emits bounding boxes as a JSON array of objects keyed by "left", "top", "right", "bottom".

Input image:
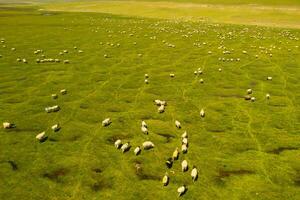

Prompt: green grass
[
  {"left": 43, "top": 1, "right": 300, "bottom": 29},
  {"left": 0, "top": 4, "right": 300, "bottom": 200}
]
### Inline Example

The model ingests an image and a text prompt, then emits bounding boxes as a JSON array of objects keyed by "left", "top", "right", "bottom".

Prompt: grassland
[{"left": 0, "top": 2, "right": 300, "bottom": 200}]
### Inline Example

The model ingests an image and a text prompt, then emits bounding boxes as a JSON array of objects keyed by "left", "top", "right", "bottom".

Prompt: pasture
[{"left": 0, "top": 1, "right": 300, "bottom": 200}]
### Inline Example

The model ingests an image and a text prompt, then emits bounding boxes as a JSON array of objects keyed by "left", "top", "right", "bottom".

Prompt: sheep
[
  {"left": 52, "top": 94, "right": 58, "bottom": 99},
  {"left": 181, "top": 160, "right": 188, "bottom": 172},
  {"left": 182, "top": 138, "right": 188, "bottom": 146},
  {"left": 121, "top": 142, "right": 130, "bottom": 153},
  {"left": 60, "top": 89, "right": 67, "bottom": 95},
  {"left": 36, "top": 131, "right": 46, "bottom": 142},
  {"left": 63, "top": 60, "right": 69, "bottom": 64},
  {"left": 191, "top": 166, "right": 198, "bottom": 182},
  {"left": 172, "top": 148, "right": 179, "bottom": 160},
  {"left": 247, "top": 89, "right": 252, "bottom": 94},
  {"left": 244, "top": 95, "right": 251, "bottom": 100},
  {"left": 114, "top": 139, "right": 122, "bottom": 149},
  {"left": 144, "top": 74, "right": 149, "bottom": 78},
  {"left": 181, "top": 131, "right": 188, "bottom": 139},
  {"left": 267, "top": 76, "right": 272, "bottom": 81},
  {"left": 102, "top": 118, "right": 111, "bottom": 127},
  {"left": 154, "top": 99, "right": 162, "bottom": 105},
  {"left": 162, "top": 173, "right": 169, "bottom": 186},
  {"left": 170, "top": 73, "right": 175, "bottom": 78},
  {"left": 218, "top": 68, "right": 222, "bottom": 72},
  {"left": 22, "top": 59, "right": 27, "bottom": 63},
  {"left": 134, "top": 146, "right": 141, "bottom": 155},
  {"left": 182, "top": 144, "right": 188, "bottom": 154},
  {"left": 194, "top": 71, "right": 198, "bottom": 75},
  {"left": 3, "top": 122, "right": 14, "bottom": 129},
  {"left": 45, "top": 105, "right": 60, "bottom": 113},
  {"left": 141, "top": 121, "right": 147, "bottom": 128},
  {"left": 143, "top": 141, "right": 154, "bottom": 150},
  {"left": 141, "top": 126, "right": 148, "bottom": 135},
  {"left": 251, "top": 97, "right": 256, "bottom": 102},
  {"left": 200, "top": 109, "right": 205, "bottom": 117},
  {"left": 266, "top": 93, "right": 270, "bottom": 99},
  {"left": 51, "top": 124, "right": 60, "bottom": 132},
  {"left": 199, "top": 78, "right": 204, "bottom": 83},
  {"left": 144, "top": 79, "right": 149, "bottom": 84},
  {"left": 177, "top": 185, "right": 187, "bottom": 197},
  {"left": 175, "top": 120, "right": 181, "bottom": 129},
  {"left": 63, "top": 50, "right": 68, "bottom": 53},
  {"left": 166, "top": 158, "right": 173, "bottom": 168},
  {"left": 158, "top": 105, "right": 165, "bottom": 113}
]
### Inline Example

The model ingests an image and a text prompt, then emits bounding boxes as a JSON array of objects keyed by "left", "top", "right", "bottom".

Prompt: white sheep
[
  {"left": 141, "top": 121, "right": 147, "bottom": 128},
  {"left": 154, "top": 99, "right": 162, "bottom": 105},
  {"left": 218, "top": 68, "right": 222, "bottom": 72},
  {"left": 200, "top": 109, "right": 205, "bottom": 117},
  {"left": 199, "top": 78, "right": 204, "bottom": 83},
  {"left": 182, "top": 144, "right": 188, "bottom": 154},
  {"left": 36, "top": 131, "right": 46, "bottom": 142},
  {"left": 115, "top": 139, "right": 122, "bottom": 149},
  {"left": 158, "top": 105, "right": 165, "bottom": 113},
  {"left": 102, "top": 118, "right": 111, "bottom": 127},
  {"left": 134, "top": 146, "right": 141, "bottom": 155},
  {"left": 191, "top": 166, "right": 198, "bottom": 182},
  {"left": 51, "top": 124, "right": 60, "bottom": 132},
  {"left": 144, "top": 74, "right": 149, "bottom": 78},
  {"left": 182, "top": 138, "right": 188, "bottom": 146},
  {"left": 52, "top": 94, "right": 58, "bottom": 99},
  {"left": 60, "top": 89, "right": 67, "bottom": 95},
  {"left": 144, "top": 79, "right": 149, "bottom": 84},
  {"left": 266, "top": 93, "right": 270, "bottom": 99},
  {"left": 170, "top": 73, "right": 175, "bottom": 78},
  {"left": 175, "top": 120, "right": 181, "bottom": 129},
  {"left": 177, "top": 185, "right": 187, "bottom": 197},
  {"left": 247, "top": 89, "right": 252, "bottom": 94},
  {"left": 251, "top": 97, "right": 256, "bottom": 102},
  {"left": 162, "top": 173, "right": 169, "bottom": 186},
  {"left": 3, "top": 122, "right": 13, "bottom": 129},
  {"left": 181, "top": 131, "right": 188, "bottom": 138},
  {"left": 181, "top": 160, "right": 188, "bottom": 172},
  {"left": 141, "top": 126, "right": 148, "bottom": 135},
  {"left": 45, "top": 105, "right": 60, "bottom": 113},
  {"left": 121, "top": 142, "right": 130, "bottom": 153},
  {"left": 267, "top": 76, "right": 272, "bottom": 81},
  {"left": 172, "top": 148, "right": 179, "bottom": 160},
  {"left": 142, "top": 141, "right": 154, "bottom": 150}
]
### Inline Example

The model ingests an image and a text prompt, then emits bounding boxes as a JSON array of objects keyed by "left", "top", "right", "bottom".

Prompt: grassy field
[
  {"left": 0, "top": 2, "right": 300, "bottom": 200},
  {"left": 43, "top": 1, "right": 300, "bottom": 29}
]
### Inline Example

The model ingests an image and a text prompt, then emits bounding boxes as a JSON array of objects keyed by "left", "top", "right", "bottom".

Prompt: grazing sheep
[
  {"left": 251, "top": 97, "right": 256, "bottom": 102},
  {"left": 134, "top": 146, "right": 141, "bottom": 155},
  {"left": 247, "top": 89, "right": 252, "bottom": 94},
  {"left": 172, "top": 148, "right": 179, "bottom": 160},
  {"left": 158, "top": 105, "right": 165, "bottom": 113},
  {"left": 181, "top": 131, "right": 188, "bottom": 138},
  {"left": 218, "top": 68, "right": 222, "bottom": 72},
  {"left": 175, "top": 120, "right": 181, "bottom": 129},
  {"left": 154, "top": 99, "right": 162, "bottom": 105},
  {"left": 102, "top": 118, "right": 111, "bottom": 127},
  {"left": 181, "top": 160, "right": 188, "bottom": 172},
  {"left": 191, "top": 166, "right": 198, "bottom": 182},
  {"left": 141, "top": 126, "right": 148, "bottom": 135},
  {"left": 199, "top": 79, "right": 204, "bottom": 83},
  {"left": 145, "top": 79, "right": 149, "bottom": 84},
  {"left": 177, "top": 185, "right": 187, "bottom": 197},
  {"left": 51, "top": 124, "right": 60, "bottom": 132},
  {"left": 182, "top": 138, "right": 188, "bottom": 146},
  {"left": 60, "top": 89, "right": 67, "bottom": 95},
  {"left": 121, "top": 142, "right": 130, "bottom": 153},
  {"left": 266, "top": 93, "right": 270, "bottom": 99},
  {"left": 244, "top": 95, "right": 251, "bottom": 100},
  {"left": 143, "top": 141, "right": 154, "bottom": 150},
  {"left": 22, "top": 59, "right": 27, "bottom": 63},
  {"left": 166, "top": 158, "right": 173, "bottom": 168},
  {"left": 52, "top": 94, "right": 58, "bottom": 99},
  {"left": 170, "top": 73, "right": 175, "bottom": 78},
  {"left": 200, "top": 109, "right": 205, "bottom": 117},
  {"left": 267, "top": 76, "right": 272, "bottom": 81},
  {"left": 63, "top": 60, "right": 69, "bottom": 64},
  {"left": 11, "top": 47, "right": 16, "bottom": 51},
  {"left": 162, "top": 173, "right": 169, "bottom": 186},
  {"left": 45, "top": 105, "right": 60, "bottom": 113},
  {"left": 17, "top": 58, "right": 21, "bottom": 62},
  {"left": 3, "top": 122, "right": 14, "bottom": 129},
  {"left": 182, "top": 144, "right": 188, "bottom": 154},
  {"left": 194, "top": 71, "right": 198, "bottom": 75},
  {"left": 115, "top": 139, "right": 122, "bottom": 149},
  {"left": 36, "top": 131, "right": 46, "bottom": 142},
  {"left": 144, "top": 74, "right": 149, "bottom": 78},
  {"left": 141, "top": 121, "right": 147, "bottom": 128}
]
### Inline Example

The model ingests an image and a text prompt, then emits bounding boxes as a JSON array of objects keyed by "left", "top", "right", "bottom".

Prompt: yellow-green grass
[
  {"left": 43, "top": 1, "right": 300, "bottom": 29},
  {"left": 0, "top": 5, "right": 300, "bottom": 200}
]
